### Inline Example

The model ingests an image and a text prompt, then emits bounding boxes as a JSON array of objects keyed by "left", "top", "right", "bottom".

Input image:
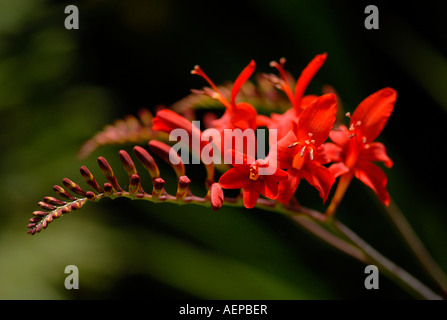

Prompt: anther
[
  {"left": 300, "top": 146, "right": 306, "bottom": 157},
  {"left": 309, "top": 148, "right": 314, "bottom": 161},
  {"left": 249, "top": 165, "right": 260, "bottom": 181},
  {"left": 287, "top": 141, "right": 299, "bottom": 148}
]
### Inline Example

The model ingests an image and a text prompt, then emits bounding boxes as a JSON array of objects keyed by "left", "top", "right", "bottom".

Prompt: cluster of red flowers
[{"left": 152, "top": 54, "right": 396, "bottom": 210}]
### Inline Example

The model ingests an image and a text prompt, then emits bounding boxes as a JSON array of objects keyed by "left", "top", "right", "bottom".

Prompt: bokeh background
[{"left": 1, "top": 0, "right": 446, "bottom": 299}]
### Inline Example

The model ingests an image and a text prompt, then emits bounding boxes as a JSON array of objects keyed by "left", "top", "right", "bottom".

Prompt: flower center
[
  {"left": 249, "top": 164, "right": 260, "bottom": 181},
  {"left": 288, "top": 132, "right": 316, "bottom": 168},
  {"left": 346, "top": 113, "right": 369, "bottom": 148}
]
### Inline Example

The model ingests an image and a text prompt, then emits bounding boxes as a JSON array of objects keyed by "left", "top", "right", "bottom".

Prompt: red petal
[
  {"left": 253, "top": 179, "right": 278, "bottom": 199},
  {"left": 256, "top": 114, "right": 274, "bottom": 127},
  {"left": 359, "top": 142, "right": 393, "bottom": 168},
  {"left": 272, "top": 168, "right": 289, "bottom": 181},
  {"left": 219, "top": 167, "right": 250, "bottom": 189},
  {"left": 322, "top": 142, "right": 344, "bottom": 162},
  {"left": 243, "top": 187, "right": 260, "bottom": 209},
  {"left": 354, "top": 162, "right": 390, "bottom": 206},
  {"left": 351, "top": 87, "right": 396, "bottom": 142},
  {"left": 296, "top": 93, "right": 337, "bottom": 146},
  {"left": 300, "top": 95, "right": 319, "bottom": 109},
  {"left": 231, "top": 60, "right": 256, "bottom": 107},
  {"left": 231, "top": 102, "right": 258, "bottom": 130},
  {"left": 153, "top": 109, "right": 206, "bottom": 156},
  {"left": 276, "top": 168, "right": 301, "bottom": 205},
  {"left": 152, "top": 109, "right": 191, "bottom": 133},
  {"left": 276, "top": 131, "right": 298, "bottom": 169},
  {"left": 329, "top": 125, "right": 350, "bottom": 147},
  {"left": 268, "top": 108, "right": 298, "bottom": 140},
  {"left": 314, "top": 144, "right": 331, "bottom": 164},
  {"left": 294, "top": 53, "right": 327, "bottom": 109},
  {"left": 224, "top": 149, "right": 255, "bottom": 167},
  {"left": 301, "top": 162, "right": 335, "bottom": 202},
  {"left": 328, "top": 162, "right": 350, "bottom": 178},
  {"left": 211, "top": 110, "right": 231, "bottom": 129}
]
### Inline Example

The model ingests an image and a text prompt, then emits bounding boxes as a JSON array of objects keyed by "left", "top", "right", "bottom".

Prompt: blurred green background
[{"left": 1, "top": 0, "right": 446, "bottom": 299}]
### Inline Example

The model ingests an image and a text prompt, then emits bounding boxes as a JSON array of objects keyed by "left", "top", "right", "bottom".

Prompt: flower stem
[
  {"left": 332, "top": 219, "right": 443, "bottom": 300},
  {"left": 383, "top": 198, "right": 447, "bottom": 293},
  {"left": 85, "top": 188, "right": 443, "bottom": 299},
  {"left": 253, "top": 201, "right": 442, "bottom": 299},
  {"left": 325, "top": 172, "right": 354, "bottom": 218}
]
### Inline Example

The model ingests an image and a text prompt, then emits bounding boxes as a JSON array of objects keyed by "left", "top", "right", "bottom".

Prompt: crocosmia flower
[
  {"left": 265, "top": 54, "right": 327, "bottom": 139},
  {"left": 192, "top": 60, "right": 259, "bottom": 132},
  {"left": 325, "top": 87, "right": 396, "bottom": 206},
  {"left": 276, "top": 93, "right": 337, "bottom": 204},
  {"left": 219, "top": 150, "right": 288, "bottom": 209}
]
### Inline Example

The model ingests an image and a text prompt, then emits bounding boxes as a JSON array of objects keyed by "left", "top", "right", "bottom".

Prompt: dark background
[{"left": 0, "top": 0, "right": 446, "bottom": 299}]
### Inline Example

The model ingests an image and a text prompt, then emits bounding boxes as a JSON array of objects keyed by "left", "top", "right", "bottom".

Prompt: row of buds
[{"left": 28, "top": 141, "right": 225, "bottom": 235}]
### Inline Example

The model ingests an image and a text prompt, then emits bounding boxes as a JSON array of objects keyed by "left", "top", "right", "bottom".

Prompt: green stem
[
  {"left": 253, "top": 201, "right": 443, "bottom": 299},
  {"left": 332, "top": 219, "right": 442, "bottom": 300},
  {"left": 325, "top": 172, "right": 354, "bottom": 218},
  {"left": 86, "top": 189, "right": 443, "bottom": 299},
  {"left": 384, "top": 198, "right": 447, "bottom": 293}
]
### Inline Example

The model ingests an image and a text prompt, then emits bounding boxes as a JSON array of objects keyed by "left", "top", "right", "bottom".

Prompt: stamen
[
  {"left": 191, "top": 66, "right": 232, "bottom": 109},
  {"left": 362, "top": 136, "right": 367, "bottom": 144},
  {"left": 287, "top": 141, "right": 299, "bottom": 148},
  {"left": 300, "top": 146, "right": 306, "bottom": 157},
  {"left": 305, "top": 140, "right": 310, "bottom": 145},
  {"left": 356, "top": 120, "right": 362, "bottom": 126},
  {"left": 269, "top": 58, "right": 295, "bottom": 105},
  {"left": 309, "top": 148, "right": 314, "bottom": 161},
  {"left": 249, "top": 165, "right": 260, "bottom": 181},
  {"left": 191, "top": 65, "right": 221, "bottom": 95},
  {"left": 345, "top": 112, "right": 351, "bottom": 118}
]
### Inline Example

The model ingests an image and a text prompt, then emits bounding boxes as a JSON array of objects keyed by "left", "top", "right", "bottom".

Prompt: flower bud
[
  {"left": 209, "top": 183, "right": 224, "bottom": 211},
  {"left": 152, "top": 177, "right": 165, "bottom": 199},
  {"left": 148, "top": 140, "right": 185, "bottom": 178},
  {"left": 63, "top": 178, "right": 86, "bottom": 196},
  {"left": 176, "top": 175, "right": 191, "bottom": 201},
  {"left": 80, "top": 166, "right": 102, "bottom": 193},
  {"left": 98, "top": 157, "right": 122, "bottom": 191},
  {"left": 133, "top": 146, "right": 160, "bottom": 179}
]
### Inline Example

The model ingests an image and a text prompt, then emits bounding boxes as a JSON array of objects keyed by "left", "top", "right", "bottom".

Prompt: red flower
[
  {"left": 325, "top": 87, "right": 396, "bottom": 206},
  {"left": 219, "top": 150, "right": 288, "bottom": 209},
  {"left": 276, "top": 93, "right": 337, "bottom": 204},
  {"left": 192, "top": 60, "right": 259, "bottom": 132},
  {"left": 265, "top": 54, "right": 327, "bottom": 139}
]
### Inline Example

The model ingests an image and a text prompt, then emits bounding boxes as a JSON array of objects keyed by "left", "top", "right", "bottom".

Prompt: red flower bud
[{"left": 209, "top": 183, "right": 224, "bottom": 211}]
